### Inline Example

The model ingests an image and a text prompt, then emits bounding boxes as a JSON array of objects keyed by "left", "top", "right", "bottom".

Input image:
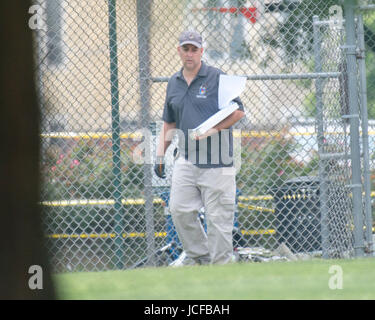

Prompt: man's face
[{"left": 177, "top": 44, "right": 203, "bottom": 72}]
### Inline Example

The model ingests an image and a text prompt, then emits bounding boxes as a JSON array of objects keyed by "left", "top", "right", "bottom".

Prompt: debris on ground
[{"left": 235, "top": 243, "right": 320, "bottom": 263}]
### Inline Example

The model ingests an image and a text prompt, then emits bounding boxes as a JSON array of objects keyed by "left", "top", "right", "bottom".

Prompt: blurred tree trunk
[{"left": 0, "top": 1, "right": 55, "bottom": 299}]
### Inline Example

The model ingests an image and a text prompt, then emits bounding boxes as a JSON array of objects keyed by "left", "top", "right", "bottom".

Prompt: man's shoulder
[
  {"left": 165, "top": 71, "right": 182, "bottom": 94},
  {"left": 201, "top": 61, "right": 224, "bottom": 75},
  {"left": 206, "top": 64, "right": 224, "bottom": 74},
  {"left": 169, "top": 69, "right": 182, "bottom": 82}
]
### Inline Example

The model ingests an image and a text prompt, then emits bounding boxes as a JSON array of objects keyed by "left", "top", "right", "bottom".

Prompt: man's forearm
[
  {"left": 214, "top": 109, "right": 245, "bottom": 132},
  {"left": 156, "top": 122, "right": 176, "bottom": 157},
  {"left": 193, "top": 109, "right": 245, "bottom": 140}
]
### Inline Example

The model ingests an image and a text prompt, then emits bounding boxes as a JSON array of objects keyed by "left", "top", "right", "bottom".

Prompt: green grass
[{"left": 55, "top": 258, "right": 375, "bottom": 300}]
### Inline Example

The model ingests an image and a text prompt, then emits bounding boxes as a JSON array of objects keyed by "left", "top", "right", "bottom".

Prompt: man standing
[{"left": 154, "top": 30, "right": 245, "bottom": 265}]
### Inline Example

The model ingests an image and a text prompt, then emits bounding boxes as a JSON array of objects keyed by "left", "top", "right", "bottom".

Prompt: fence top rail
[
  {"left": 152, "top": 72, "right": 341, "bottom": 83},
  {"left": 358, "top": 4, "right": 375, "bottom": 11}
]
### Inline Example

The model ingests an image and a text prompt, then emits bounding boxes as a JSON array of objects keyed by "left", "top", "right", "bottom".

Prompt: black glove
[{"left": 154, "top": 156, "right": 166, "bottom": 179}]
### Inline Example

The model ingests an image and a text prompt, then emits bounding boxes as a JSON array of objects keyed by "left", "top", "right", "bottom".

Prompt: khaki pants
[{"left": 169, "top": 158, "right": 236, "bottom": 264}]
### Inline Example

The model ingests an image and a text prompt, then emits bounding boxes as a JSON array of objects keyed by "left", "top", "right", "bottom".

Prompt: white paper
[
  {"left": 191, "top": 102, "right": 239, "bottom": 136},
  {"left": 191, "top": 75, "right": 246, "bottom": 137},
  {"left": 218, "top": 74, "right": 247, "bottom": 109}
]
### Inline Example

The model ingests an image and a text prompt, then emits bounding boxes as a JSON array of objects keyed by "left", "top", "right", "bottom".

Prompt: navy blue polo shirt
[{"left": 162, "top": 61, "right": 244, "bottom": 168}]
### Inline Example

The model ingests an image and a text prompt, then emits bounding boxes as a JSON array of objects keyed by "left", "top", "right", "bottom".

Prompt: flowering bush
[
  {"left": 237, "top": 130, "right": 318, "bottom": 196},
  {"left": 42, "top": 138, "right": 144, "bottom": 201}
]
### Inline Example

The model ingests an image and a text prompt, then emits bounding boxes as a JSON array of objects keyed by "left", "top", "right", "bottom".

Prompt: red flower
[{"left": 278, "top": 170, "right": 285, "bottom": 176}]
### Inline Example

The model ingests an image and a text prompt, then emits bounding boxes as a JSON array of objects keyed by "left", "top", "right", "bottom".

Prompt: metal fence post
[
  {"left": 108, "top": 0, "right": 124, "bottom": 269},
  {"left": 357, "top": 13, "right": 373, "bottom": 254},
  {"left": 313, "top": 16, "right": 330, "bottom": 258},
  {"left": 137, "top": 0, "right": 155, "bottom": 266},
  {"left": 344, "top": 0, "right": 365, "bottom": 257}
]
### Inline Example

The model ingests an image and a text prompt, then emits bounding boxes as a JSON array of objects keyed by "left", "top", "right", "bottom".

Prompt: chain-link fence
[
  {"left": 357, "top": 1, "right": 375, "bottom": 258},
  {"left": 32, "top": 0, "right": 374, "bottom": 272}
]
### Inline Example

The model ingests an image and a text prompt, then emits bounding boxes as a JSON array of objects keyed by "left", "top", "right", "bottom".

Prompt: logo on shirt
[{"left": 197, "top": 84, "right": 207, "bottom": 98}]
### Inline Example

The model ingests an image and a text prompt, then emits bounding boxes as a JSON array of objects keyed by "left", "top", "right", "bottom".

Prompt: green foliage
[
  {"left": 43, "top": 131, "right": 319, "bottom": 202},
  {"left": 237, "top": 130, "right": 318, "bottom": 196},
  {"left": 42, "top": 139, "right": 144, "bottom": 201},
  {"left": 282, "top": 3, "right": 375, "bottom": 120},
  {"left": 267, "top": 0, "right": 340, "bottom": 63},
  {"left": 367, "top": 51, "right": 375, "bottom": 119},
  {"left": 364, "top": 11, "right": 375, "bottom": 119},
  {"left": 303, "top": 91, "right": 317, "bottom": 117}
]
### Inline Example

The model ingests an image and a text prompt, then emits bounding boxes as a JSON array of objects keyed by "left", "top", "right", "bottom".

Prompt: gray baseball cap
[{"left": 178, "top": 30, "right": 202, "bottom": 48}]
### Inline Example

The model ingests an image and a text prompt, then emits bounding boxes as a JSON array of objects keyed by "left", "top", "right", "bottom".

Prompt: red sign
[{"left": 192, "top": 7, "right": 257, "bottom": 24}]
